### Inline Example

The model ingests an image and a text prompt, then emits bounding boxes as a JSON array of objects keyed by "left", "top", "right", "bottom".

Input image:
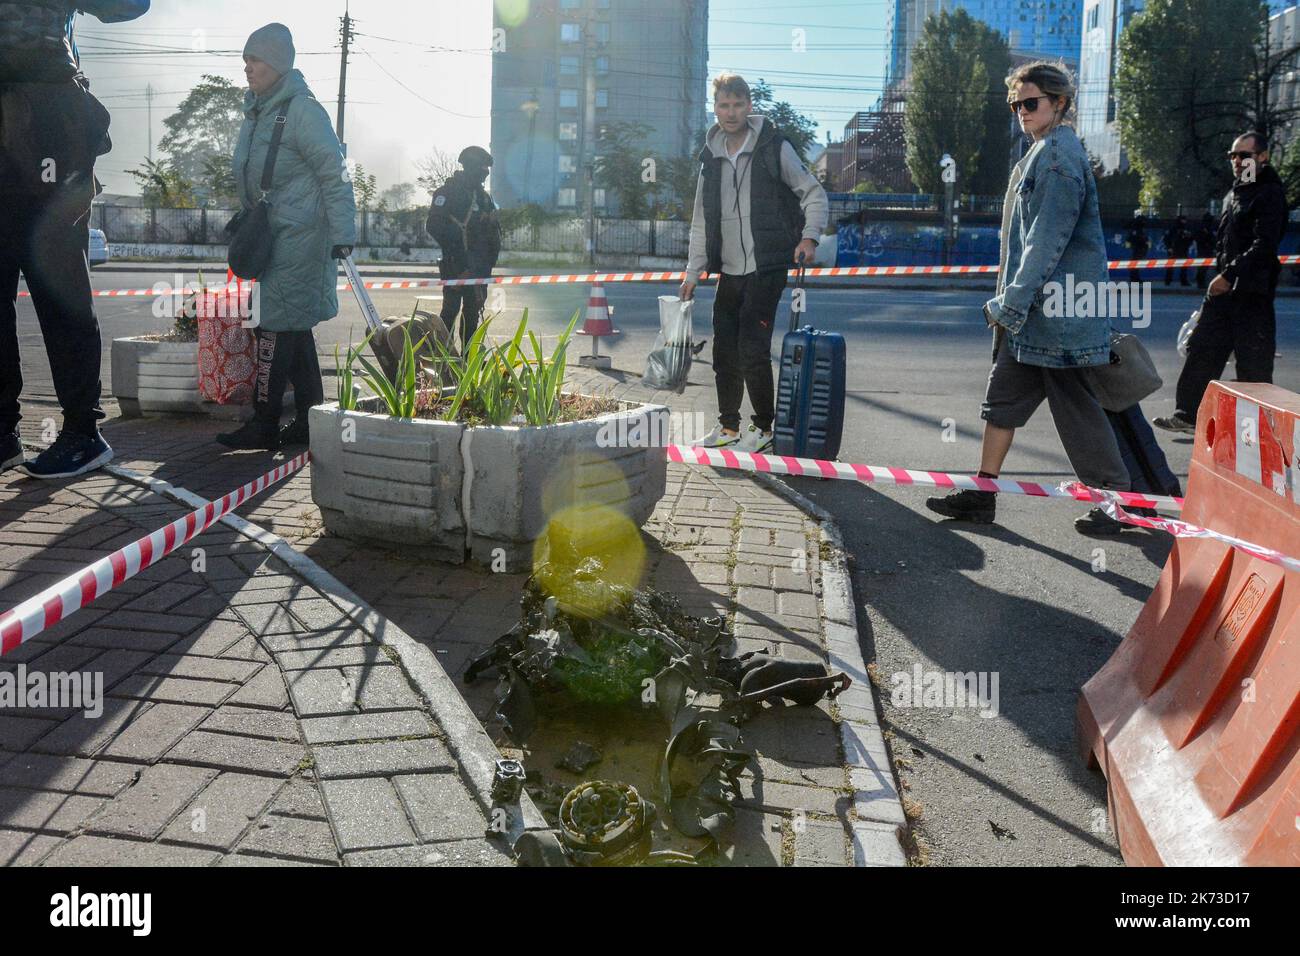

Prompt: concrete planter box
[
  {"left": 309, "top": 396, "right": 669, "bottom": 566},
  {"left": 111, "top": 336, "right": 288, "bottom": 420}
]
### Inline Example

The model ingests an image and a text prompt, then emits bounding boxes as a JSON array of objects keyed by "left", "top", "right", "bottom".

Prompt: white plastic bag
[
  {"left": 1177, "top": 309, "right": 1199, "bottom": 358},
  {"left": 643, "top": 295, "right": 693, "bottom": 391}
]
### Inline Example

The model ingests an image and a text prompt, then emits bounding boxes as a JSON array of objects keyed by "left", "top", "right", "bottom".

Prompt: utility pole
[
  {"left": 336, "top": 3, "right": 353, "bottom": 149},
  {"left": 145, "top": 84, "right": 154, "bottom": 161}
]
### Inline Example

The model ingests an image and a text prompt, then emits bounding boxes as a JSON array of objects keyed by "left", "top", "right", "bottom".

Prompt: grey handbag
[{"left": 1085, "top": 333, "right": 1163, "bottom": 412}]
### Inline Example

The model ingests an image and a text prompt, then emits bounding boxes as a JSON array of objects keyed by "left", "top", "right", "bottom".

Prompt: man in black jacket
[
  {"left": 0, "top": 0, "right": 148, "bottom": 477},
  {"left": 1155, "top": 132, "right": 1288, "bottom": 434},
  {"left": 425, "top": 146, "right": 501, "bottom": 352}
]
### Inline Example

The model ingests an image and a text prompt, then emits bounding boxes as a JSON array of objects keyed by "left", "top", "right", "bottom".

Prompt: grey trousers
[{"left": 980, "top": 334, "right": 1130, "bottom": 491}]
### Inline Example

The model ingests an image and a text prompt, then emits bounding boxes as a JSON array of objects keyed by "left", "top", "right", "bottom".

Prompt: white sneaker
[
  {"left": 734, "top": 425, "right": 773, "bottom": 453},
  {"left": 693, "top": 425, "right": 740, "bottom": 448}
]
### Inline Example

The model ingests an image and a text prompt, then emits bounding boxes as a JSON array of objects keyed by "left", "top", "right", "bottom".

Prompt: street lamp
[{"left": 521, "top": 91, "right": 540, "bottom": 206}]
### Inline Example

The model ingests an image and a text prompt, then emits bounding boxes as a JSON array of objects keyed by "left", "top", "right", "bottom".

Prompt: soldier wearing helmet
[{"left": 425, "top": 146, "right": 502, "bottom": 350}]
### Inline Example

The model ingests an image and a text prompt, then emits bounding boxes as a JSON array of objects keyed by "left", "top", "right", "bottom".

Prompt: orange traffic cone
[{"left": 578, "top": 283, "right": 619, "bottom": 369}]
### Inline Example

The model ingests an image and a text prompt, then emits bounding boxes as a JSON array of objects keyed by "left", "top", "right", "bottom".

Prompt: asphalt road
[{"left": 18, "top": 266, "right": 1300, "bottom": 865}]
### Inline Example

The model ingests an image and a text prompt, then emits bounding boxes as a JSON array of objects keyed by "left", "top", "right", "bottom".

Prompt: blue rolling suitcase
[
  {"left": 1107, "top": 403, "right": 1182, "bottom": 497},
  {"left": 773, "top": 268, "right": 847, "bottom": 459}
]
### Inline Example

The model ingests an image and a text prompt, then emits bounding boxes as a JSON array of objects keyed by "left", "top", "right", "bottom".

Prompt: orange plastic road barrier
[{"left": 1078, "top": 380, "right": 1300, "bottom": 866}]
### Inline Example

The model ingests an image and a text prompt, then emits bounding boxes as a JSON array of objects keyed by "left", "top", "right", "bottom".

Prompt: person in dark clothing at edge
[
  {"left": 1124, "top": 208, "right": 1149, "bottom": 285},
  {"left": 1154, "top": 132, "right": 1288, "bottom": 435},
  {"left": 426, "top": 147, "right": 501, "bottom": 352},
  {"left": 1163, "top": 214, "right": 1192, "bottom": 286},
  {"left": 0, "top": 0, "right": 149, "bottom": 478},
  {"left": 1194, "top": 211, "right": 1216, "bottom": 289},
  {"left": 681, "top": 73, "right": 829, "bottom": 454}
]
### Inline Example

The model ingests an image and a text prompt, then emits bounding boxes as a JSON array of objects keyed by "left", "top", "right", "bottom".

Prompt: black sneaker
[
  {"left": 216, "top": 420, "right": 279, "bottom": 450},
  {"left": 278, "top": 418, "right": 309, "bottom": 448},
  {"left": 1152, "top": 413, "right": 1195, "bottom": 435},
  {"left": 1074, "top": 507, "right": 1128, "bottom": 536},
  {"left": 925, "top": 488, "right": 996, "bottom": 523},
  {"left": 1, "top": 431, "right": 22, "bottom": 472},
  {"left": 21, "top": 430, "right": 113, "bottom": 479}
]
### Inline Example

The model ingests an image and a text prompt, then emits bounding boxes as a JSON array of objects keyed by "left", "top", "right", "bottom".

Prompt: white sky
[{"left": 81, "top": 0, "right": 492, "bottom": 198}]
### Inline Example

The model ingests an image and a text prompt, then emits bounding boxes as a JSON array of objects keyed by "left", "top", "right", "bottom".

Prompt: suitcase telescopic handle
[{"left": 789, "top": 264, "right": 807, "bottom": 334}]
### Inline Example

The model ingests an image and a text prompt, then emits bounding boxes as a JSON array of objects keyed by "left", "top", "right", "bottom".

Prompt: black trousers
[
  {"left": 439, "top": 260, "right": 487, "bottom": 350},
  {"left": 1174, "top": 290, "right": 1275, "bottom": 420},
  {"left": 0, "top": 190, "right": 103, "bottom": 438},
  {"left": 252, "top": 329, "right": 323, "bottom": 424},
  {"left": 712, "top": 268, "right": 788, "bottom": 432}
]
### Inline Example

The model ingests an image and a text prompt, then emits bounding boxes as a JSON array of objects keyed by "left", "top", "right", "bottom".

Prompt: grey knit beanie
[{"left": 244, "top": 23, "right": 295, "bottom": 76}]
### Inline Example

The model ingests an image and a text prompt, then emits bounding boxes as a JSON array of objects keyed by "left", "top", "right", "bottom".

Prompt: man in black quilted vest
[
  {"left": 0, "top": 0, "right": 149, "bottom": 478},
  {"left": 680, "top": 73, "right": 828, "bottom": 454}
]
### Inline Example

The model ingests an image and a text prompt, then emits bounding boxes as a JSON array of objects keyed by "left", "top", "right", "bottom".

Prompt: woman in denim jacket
[{"left": 927, "top": 61, "right": 1138, "bottom": 536}]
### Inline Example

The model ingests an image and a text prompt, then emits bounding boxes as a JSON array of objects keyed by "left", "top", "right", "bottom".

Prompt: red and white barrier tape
[
  {"left": 673, "top": 442, "right": 1300, "bottom": 572},
  {"left": 1085, "top": 492, "right": 1300, "bottom": 575},
  {"left": 0, "top": 452, "right": 309, "bottom": 656},
  {"left": 664, "top": 443, "right": 1185, "bottom": 511},
  {"left": 22, "top": 253, "right": 1298, "bottom": 299}
]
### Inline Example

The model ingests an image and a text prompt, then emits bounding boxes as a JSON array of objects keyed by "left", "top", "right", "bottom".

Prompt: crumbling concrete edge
[
  {"left": 748, "top": 471, "right": 909, "bottom": 867},
  {"left": 102, "top": 461, "right": 550, "bottom": 846}
]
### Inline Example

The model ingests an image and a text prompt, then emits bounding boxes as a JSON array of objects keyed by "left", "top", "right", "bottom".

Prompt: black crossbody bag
[{"left": 225, "top": 100, "right": 292, "bottom": 280}]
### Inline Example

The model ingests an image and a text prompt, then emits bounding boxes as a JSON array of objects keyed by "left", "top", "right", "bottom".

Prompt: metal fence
[
  {"left": 94, "top": 205, "right": 693, "bottom": 258},
  {"left": 500, "top": 218, "right": 689, "bottom": 258}
]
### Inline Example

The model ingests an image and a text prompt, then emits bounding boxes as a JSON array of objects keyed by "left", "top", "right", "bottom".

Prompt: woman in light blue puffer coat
[{"left": 218, "top": 23, "right": 357, "bottom": 451}]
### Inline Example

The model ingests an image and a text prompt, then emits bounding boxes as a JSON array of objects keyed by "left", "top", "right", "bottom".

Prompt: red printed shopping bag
[{"left": 196, "top": 271, "right": 257, "bottom": 405}]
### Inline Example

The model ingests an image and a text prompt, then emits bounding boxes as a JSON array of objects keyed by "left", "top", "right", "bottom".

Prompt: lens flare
[
  {"left": 533, "top": 503, "right": 646, "bottom": 617},
  {"left": 495, "top": 0, "right": 530, "bottom": 29}
]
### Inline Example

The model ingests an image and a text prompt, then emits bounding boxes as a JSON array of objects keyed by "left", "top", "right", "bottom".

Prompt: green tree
[
  {"left": 750, "top": 79, "right": 818, "bottom": 162},
  {"left": 157, "top": 75, "right": 246, "bottom": 188},
  {"left": 658, "top": 155, "right": 701, "bottom": 219},
  {"left": 199, "top": 154, "right": 238, "bottom": 205},
  {"left": 351, "top": 163, "right": 379, "bottom": 211},
  {"left": 904, "top": 9, "right": 1010, "bottom": 195},
  {"left": 1092, "top": 162, "right": 1144, "bottom": 218},
  {"left": 594, "top": 121, "right": 654, "bottom": 218},
  {"left": 129, "top": 157, "right": 196, "bottom": 207},
  {"left": 1115, "top": 0, "right": 1266, "bottom": 207},
  {"left": 381, "top": 182, "right": 417, "bottom": 210}
]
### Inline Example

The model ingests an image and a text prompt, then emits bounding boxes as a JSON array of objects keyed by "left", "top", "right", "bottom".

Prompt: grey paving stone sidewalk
[
  {"left": 38, "top": 358, "right": 902, "bottom": 867},
  {"left": 0, "top": 467, "right": 504, "bottom": 867}
]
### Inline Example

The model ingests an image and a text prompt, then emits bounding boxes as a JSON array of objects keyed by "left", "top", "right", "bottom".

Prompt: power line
[{"left": 357, "top": 49, "right": 487, "bottom": 119}]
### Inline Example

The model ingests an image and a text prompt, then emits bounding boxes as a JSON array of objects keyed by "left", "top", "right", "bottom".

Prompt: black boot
[
  {"left": 1074, "top": 507, "right": 1126, "bottom": 536},
  {"left": 925, "top": 488, "right": 996, "bottom": 523},
  {"left": 218, "top": 329, "right": 289, "bottom": 450},
  {"left": 278, "top": 417, "right": 310, "bottom": 447},
  {"left": 216, "top": 418, "right": 280, "bottom": 450}
]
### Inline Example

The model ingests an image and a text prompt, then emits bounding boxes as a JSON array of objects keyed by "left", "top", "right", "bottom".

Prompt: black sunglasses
[
  {"left": 1008, "top": 96, "right": 1043, "bottom": 114},
  {"left": 1228, "top": 150, "right": 1258, "bottom": 160}
]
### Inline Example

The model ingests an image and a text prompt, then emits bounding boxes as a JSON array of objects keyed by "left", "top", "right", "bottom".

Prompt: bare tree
[{"left": 415, "top": 148, "right": 459, "bottom": 198}]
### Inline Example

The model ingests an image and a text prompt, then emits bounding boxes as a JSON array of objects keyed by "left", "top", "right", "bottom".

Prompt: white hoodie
[{"left": 685, "top": 114, "right": 830, "bottom": 277}]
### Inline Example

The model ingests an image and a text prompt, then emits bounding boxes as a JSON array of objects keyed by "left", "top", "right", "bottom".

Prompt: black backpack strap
[{"left": 258, "top": 99, "right": 293, "bottom": 198}]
